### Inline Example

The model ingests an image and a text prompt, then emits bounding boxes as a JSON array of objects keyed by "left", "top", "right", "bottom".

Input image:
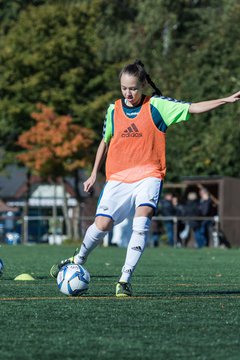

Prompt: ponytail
[{"left": 134, "top": 60, "right": 162, "bottom": 96}]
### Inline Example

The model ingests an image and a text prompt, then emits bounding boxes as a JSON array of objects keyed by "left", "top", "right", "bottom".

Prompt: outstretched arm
[
  {"left": 83, "top": 138, "right": 108, "bottom": 193},
  {"left": 189, "top": 91, "right": 240, "bottom": 114}
]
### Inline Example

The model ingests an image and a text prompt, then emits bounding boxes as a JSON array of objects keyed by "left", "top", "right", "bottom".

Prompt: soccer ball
[
  {"left": 0, "top": 259, "right": 4, "bottom": 277},
  {"left": 57, "top": 264, "right": 90, "bottom": 296}
]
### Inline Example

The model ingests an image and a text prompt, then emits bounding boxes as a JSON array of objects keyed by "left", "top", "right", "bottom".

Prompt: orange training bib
[{"left": 106, "top": 96, "right": 166, "bottom": 183}]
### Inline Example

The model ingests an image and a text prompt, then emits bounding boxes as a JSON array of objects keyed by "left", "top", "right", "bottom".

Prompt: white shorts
[{"left": 96, "top": 177, "right": 163, "bottom": 225}]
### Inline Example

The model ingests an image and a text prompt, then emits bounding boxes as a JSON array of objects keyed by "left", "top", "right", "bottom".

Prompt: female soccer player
[{"left": 50, "top": 60, "right": 240, "bottom": 296}]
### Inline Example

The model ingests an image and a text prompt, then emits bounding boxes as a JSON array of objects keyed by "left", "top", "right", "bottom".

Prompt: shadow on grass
[
  {"left": 140, "top": 289, "right": 240, "bottom": 298},
  {"left": 67, "top": 289, "right": 240, "bottom": 298}
]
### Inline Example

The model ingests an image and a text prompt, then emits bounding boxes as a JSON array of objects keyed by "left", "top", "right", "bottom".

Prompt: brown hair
[{"left": 119, "top": 59, "right": 162, "bottom": 96}]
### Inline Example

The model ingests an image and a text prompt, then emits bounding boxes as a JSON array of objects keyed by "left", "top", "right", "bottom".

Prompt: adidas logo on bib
[{"left": 121, "top": 123, "right": 143, "bottom": 137}]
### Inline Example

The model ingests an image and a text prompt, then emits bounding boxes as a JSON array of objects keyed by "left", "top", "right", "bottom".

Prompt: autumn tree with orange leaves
[
  {"left": 17, "top": 103, "right": 95, "bottom": 240},
  {"left": 17, "top": 103, "right": 95, "bottom": 177}
]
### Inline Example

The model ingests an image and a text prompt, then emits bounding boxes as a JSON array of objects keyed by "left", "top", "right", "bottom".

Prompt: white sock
[
  {"left": 74, "top": 223, "right": 107, "bottom": 264},
  {"left": 119, "top": 216, "right": 151, "bottom": 283}
]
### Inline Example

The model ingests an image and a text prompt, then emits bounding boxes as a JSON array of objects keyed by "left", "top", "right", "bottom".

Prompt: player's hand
[
  {"left": 83, "top": 174, "right": 97, "bottom": 193},
  {"left": 224, "top": 91, "right": 240, "bottom": 103}
]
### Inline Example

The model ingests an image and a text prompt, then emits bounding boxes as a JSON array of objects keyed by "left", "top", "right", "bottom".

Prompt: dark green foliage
[{"left": 0, "top": 0, "right": 239, "bottom": 178}]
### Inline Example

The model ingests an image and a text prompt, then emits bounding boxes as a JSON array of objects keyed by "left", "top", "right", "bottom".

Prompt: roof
[
  {"left": 0, "top": 165, "right": 104, "bottom": 201},
  {"left": 181, "top": 176, "right": 236, "bottom": 185}
]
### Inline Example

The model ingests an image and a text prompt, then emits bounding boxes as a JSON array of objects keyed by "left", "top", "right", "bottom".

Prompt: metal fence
[{"left": 0, "top": 214, "right": 225, "bottom": 246}]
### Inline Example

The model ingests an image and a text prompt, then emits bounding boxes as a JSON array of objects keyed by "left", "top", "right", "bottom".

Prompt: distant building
[{"left": 0, "top": 165, "right": 104, "bottom": 242}]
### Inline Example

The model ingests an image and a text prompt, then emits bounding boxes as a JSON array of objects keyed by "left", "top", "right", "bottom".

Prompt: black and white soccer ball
[{"left": 57, "top": 264, "right": 90, "bottom": 296}]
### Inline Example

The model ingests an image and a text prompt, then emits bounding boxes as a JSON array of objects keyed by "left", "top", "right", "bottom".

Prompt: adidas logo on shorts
[{"left": 121, "top": 123, "right": 143, "bottom": 138}]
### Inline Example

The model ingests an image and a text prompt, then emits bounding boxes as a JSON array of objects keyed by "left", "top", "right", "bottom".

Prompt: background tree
[
  {"left": 163, "top": 0, "right": 240, "bottom": 180},
  {"left": 0, "top": 0, "right": 239, "bottom": 182},
  {"left": 17, "top": 104, "right": 95, "bottom": 239},
  {"left": 0, "top": 1, "right": 117, "bottom": 162},
  {"left": 127, "top": 0, "right": 240, "bottom": 180}
]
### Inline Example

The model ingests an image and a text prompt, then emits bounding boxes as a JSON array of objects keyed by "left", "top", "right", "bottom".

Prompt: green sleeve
[
  {"left": 103, "top": 103, "right": 115, "bottom": 143},
  {"left": 150, "top": 97, "right": 191, "bottom": 127}
]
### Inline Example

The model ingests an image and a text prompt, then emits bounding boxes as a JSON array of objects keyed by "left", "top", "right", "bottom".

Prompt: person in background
[
  {"left": 172, "top": 195, "right": 185, "bottom": 247},
  {"left": 159, "top": 193, "right": 175, "bottom": 246},
  {"left": 110, "top": 206, "right": 135, "bottom": 248},
  {"left": 149, "top": 205, "right": 162, "bottom": 247},
  {"left": 198, "top": 187, "right": 215, "bottom": 246},
  {"left": 184, "top": 192, "right": 205, "bottom": 248}
]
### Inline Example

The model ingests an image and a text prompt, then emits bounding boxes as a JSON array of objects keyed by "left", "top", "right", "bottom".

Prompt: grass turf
[{"left": 0, "top": 245, "right": 240, "bottom": 360}]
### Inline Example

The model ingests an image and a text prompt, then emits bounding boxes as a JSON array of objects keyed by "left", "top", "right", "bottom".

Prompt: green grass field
[{"left": 0, "top": 244, "right": 240, "bottom": 360}]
